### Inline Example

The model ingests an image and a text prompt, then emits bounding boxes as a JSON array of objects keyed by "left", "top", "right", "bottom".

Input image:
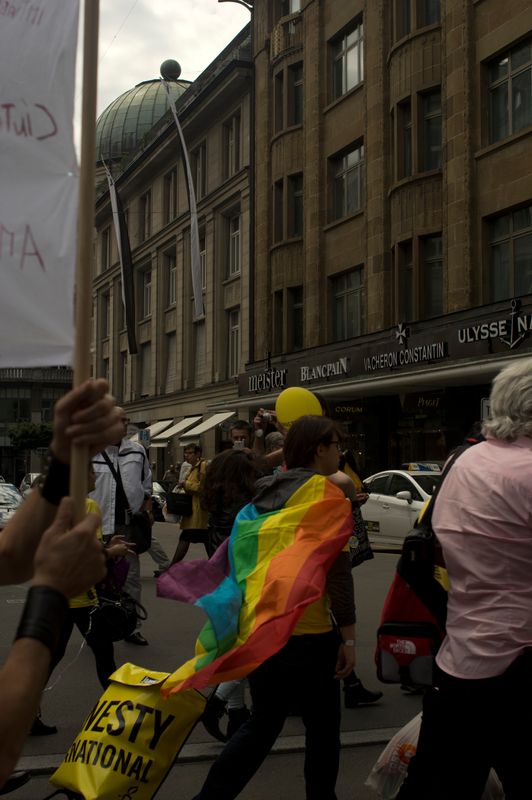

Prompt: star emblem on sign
[{"left": 395, "top": 323, "right": 408, "bottom": 345}]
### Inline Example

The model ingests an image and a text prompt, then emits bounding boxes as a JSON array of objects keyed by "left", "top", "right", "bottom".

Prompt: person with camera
[{"left": 90, "top": 414, "right": 152, "bottom": 646}]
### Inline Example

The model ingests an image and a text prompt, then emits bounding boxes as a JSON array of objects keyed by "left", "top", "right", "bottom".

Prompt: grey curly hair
[{"left": 482, "top": 358, "right": 532, "bottom": 441}]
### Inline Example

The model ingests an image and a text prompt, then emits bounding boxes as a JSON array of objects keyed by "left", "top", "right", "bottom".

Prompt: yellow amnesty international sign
[{"left": 51, "top": 663, "right": 206, "bottom": 800}]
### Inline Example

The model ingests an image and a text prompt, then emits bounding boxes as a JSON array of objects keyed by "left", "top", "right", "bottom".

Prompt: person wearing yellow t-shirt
[{"left": 50, "top": 466, "right": 135, "bottom": 689}]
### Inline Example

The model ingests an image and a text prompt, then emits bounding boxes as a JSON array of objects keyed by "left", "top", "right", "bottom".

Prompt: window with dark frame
[
  {"left": 192, "top": 143, "right": 206, "bottom": 200},
  {"left": 395, "top": 0, "right": 411, "bottom": 40},
  {"left": 141, "top": 269, "right": 152, "bottom": 319},
  {"left": 101, "top": 292, "right": 110, "bottom": 339},
  {"left": 140, "top": 342, "right": 151, "bottom": 397},
  {"left": 289, "top": 285, "right": 304, "bottom": 350},
  {"left": 199, "top": 230, "right": 206, "bottom": 290},
  {"left": 163, "top": 168, "right": 177, "bottom": 224},
  {"left": 399, "top": 99, "right": 412, "bottom": 178},
  {"left": 398, "top": 240, "right": 414, "bottom": 321},
  {"left": 165, "top": 251, "right": 176, "bottom": 306},
  {"left": 224, "top": 113, "right": 241, "bottom": 178},
  {"left": 101, "top": 226, "right": 111, "bottom": 271},
  {"left": 273, "top": 290, "right": 284, "bottom": 354},
  {"left": 331, "top": 269, "right": 364, "bottom": 341},
  {"left": 228, "top": 307, "right": 240, "bottom": 378},
  {"left": 422, "top": 89, "right": 442, "bottom": 170},
  {"left": 332, "top": 18, "right": 364, "bottom": 100},
  {"left": 274, "top": 179, "right": 284, "bottom": 243},
  {"left": 288, "top": 173, "right": 303, "bottom": 238},
  {"left": 228, "top": 214, "right": 241, "bottom": 277},
  {"left": 419, "top": 0, "right": 440, "bottom": 27},
  {"left": 120, "top": 351, "right": 127, "bottom": 400},
  {"left": 421, "top": 234, "right": 443, "bottom": 318},
  {"left": 288, "top": 63, "right": 304, "bottom": 126},
  {"left": 331, "top": 142, "right": 365, "bottom": 221},
  {"left": 488, "top": 204, "right": 532, "bottom": 302},
  {"left": 274, "top": 71, "right": 284, "bottom": 133},
  {"left": 488, "top": 38, "right": 532, "bottom": 144},
  {"left": 139, "top": 192, "right": 151, "bottom": 242}
]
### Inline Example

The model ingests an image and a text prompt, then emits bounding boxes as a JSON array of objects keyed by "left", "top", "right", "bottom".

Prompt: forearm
[
  {"left": 327, "top": 551, "right": 356, "bottom": 627},
  {"left": 0, "top": 638, "right": 51, "bottom": 788}
]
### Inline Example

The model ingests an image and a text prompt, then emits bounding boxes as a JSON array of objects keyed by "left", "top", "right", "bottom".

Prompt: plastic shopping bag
[
  {"left": 50, "top": 663, "right": 206, "bottom": 800},
  {"left": 365, "top": 713, "right": 421, "bottom": 799},
  {"left": 365, "top": 713, "right": 505, "bottom": 799}
]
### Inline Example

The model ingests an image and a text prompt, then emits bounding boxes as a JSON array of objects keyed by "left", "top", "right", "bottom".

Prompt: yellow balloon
[{"left": 275, "top": 387, "right": 323, "bottom": 428}]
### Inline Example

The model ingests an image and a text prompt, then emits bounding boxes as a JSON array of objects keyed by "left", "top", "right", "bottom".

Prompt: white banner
[{"left": 0, "top": 0, "right": 80, "bottom": 366}]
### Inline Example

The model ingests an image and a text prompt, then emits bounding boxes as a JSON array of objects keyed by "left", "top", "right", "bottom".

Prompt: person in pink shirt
[{"left": 398, "top": 357, "right": 532, "bottom": 800}]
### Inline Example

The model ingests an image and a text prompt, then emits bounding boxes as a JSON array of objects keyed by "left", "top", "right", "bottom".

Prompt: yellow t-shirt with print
[
  {"left": 293, "top": 539, "right": 350, "bottom": 635},
  {"left": 69, "top": 497, "right": 102, "bottom": 609}
]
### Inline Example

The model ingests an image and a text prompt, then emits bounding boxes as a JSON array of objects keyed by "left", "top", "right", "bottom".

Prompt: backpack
[{"left": 375, "top": 447, "right": 466, "bottom": 688}]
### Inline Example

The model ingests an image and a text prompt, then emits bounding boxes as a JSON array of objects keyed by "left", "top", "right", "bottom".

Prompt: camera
[
  {"left": 233, "top": 440, "right": 245, "bottom": 449},
  {"left": 261, "top": 412, "right": 272, "bottom": 424}
]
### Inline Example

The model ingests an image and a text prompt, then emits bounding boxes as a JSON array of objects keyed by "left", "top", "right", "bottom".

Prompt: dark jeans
[
  {"left": 52, "top": 606, "right": 116, "bottom": 689},
  {"left": 193, "top": 630, "right": 342, "bottom": 800},
  {"left": 397, "top": 649, "right": 532, "bottom": 800}
]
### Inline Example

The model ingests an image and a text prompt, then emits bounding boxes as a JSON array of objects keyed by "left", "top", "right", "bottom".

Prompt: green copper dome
[{"left": 96, "top": 78, "right": 190, "bottom": 164}]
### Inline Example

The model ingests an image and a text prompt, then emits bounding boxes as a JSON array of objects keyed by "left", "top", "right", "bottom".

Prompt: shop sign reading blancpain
[{"left": 300, "top": 356, "right": 349, "bottom": 383}]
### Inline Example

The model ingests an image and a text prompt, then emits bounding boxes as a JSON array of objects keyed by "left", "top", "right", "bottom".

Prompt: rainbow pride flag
[{"left": 157, "top": 472, "right": 352, "bottom": 696}]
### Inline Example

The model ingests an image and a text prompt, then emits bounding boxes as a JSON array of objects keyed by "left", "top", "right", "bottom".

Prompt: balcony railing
[
  {"left": 0, "top": 367, "right": 72, "bottom": 383},
  {"left": 270, "top": 13, "right": 303, "bottom": 60}
]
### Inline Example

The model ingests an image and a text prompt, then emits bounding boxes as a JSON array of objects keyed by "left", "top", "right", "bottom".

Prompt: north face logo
[{"left": 390, "top": 639, "right": 417, "bottom": 655}]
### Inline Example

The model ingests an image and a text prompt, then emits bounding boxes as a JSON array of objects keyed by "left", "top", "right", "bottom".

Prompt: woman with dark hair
[
  {"left": 200, "top": 449, "right": 257, "bottom": 742},
  {"left": 203, "top": 450, "right": 257, "bottom": 559},
  {"left": 191, "top": 414, "right": 356, "bottom": 800}
]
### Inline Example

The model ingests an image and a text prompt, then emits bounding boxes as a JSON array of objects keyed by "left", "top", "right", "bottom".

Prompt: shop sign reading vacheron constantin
[{"left": 239, "top": 299, "right": 532, "bottom": 397}]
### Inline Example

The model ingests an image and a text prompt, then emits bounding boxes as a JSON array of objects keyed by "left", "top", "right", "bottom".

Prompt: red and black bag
[{"left": 375, "top": 448, "right": 467, "bottom": 688}]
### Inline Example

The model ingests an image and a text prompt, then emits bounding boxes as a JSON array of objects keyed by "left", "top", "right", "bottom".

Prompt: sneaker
[
  {"left": 226, "top": 707, "right": 250, "bottom": 739},
  {"left": 124, "top": 631, "right": 149, "bottom": 646},
  {"left": 201, "top": 695, "right": 227, "bottom": 743},
  {"left": 343, "top": 680, "right": 383, "bottom": 708},
  {"left": 30, "top": 717, "right": 58, "bottom": 736}
]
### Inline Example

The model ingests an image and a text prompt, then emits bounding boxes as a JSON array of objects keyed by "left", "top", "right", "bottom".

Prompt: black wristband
[
  {"left": 15, "top": 586, "right": 69, "bottom": 654},
  {"left": 40, "top": 453, "right": 70, "bottom": 506}
]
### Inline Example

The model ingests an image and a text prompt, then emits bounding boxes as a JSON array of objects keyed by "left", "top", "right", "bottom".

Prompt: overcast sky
[{"left": 74, "top": 0, "right": 250, "bottom": 144}]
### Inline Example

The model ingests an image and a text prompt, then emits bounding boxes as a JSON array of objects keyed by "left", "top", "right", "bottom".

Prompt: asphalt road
[{"left": 1, "top": 522, "right": 424, "bottom": 799}]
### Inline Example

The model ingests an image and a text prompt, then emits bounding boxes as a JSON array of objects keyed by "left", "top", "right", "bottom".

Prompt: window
[
  {"left": 101, "top": 292, "right": 110, "bottom": 339},
  {"left": 395, "top": 0, "right": 411, "bottom": 40},
  {"left": 281, "top": 0, "right": 300, "bottom": 16},
  {"left": 288, "top": 173, "right": 303, "bottom": 237},
  {"left": 422, "top": 89, "right": 442, "bottom": 170},
  {"left": 228, "top": 308, "right": 240, "bottom": 378},
  {"left": 274, "top": 71, "right": 284, "bottom": 133},
  {"left": 228, "top": 214, "right": 241, "bottom": 277},
  {"left": 120, "top": 351, "right": 128, "bottom": 400},
  {"left": 288, "top": 63, "right": 304, "bottom": 125},
  {"left": 289, "top": 285, "right": 304, "bottom": 350},
  {"left": 273, "top": 290, "right": 284, "bottom": 354},
  {"left": 164, "top": 332, "right": 177, "bottom": 394},
  {"left": 141, "top": 269, "right": 151, "bottom": 319},
  {"left": 165, "top": 252, "right": 176, "bottom": 306},
  {"left": 224, "top": 114, "right": 241, "bottom": 178},
  {"left": 163, "top": 169, "right": 177, "bottom": 224},
  {"left": 398, "top": 99, "right": 412, "bottom": 178},
  {"left": 365, "top": 474, "right": 389, "bottom": 494},
  {"left": 389, "top": 474, "right": 422, "bottom": 501},
  {"left": 102, "top": 358, "right": 109, "bottom": 383},
  {"left": 422, "top": 235, "right": 443, "bottom": 317},
  {"left": 332, "top": 269, "right": 364, "bottom": 340},
  {"left": 101, "top": 227, "right": 111, "bottom": 271},
  {"left": 274, "top": 179, "right": 284, "bottom": 242},
  {"left": 488, "top": 39, "right": 532, "bottom": 144},
  {"left": 488, "top": 205, "right": 532, "bottom": 301},
  {"left": 398, "top": 240, "right": 414, "bottom": 321},
  {"left": 332, "top": 18, "right": 364, "bottom": 100},
  {"left": 139, "top": 192, "right": 151, "bottom": 242},
  {"left": 331, "top": 142, "right": 364, "bottom": 221},
  {"left": 140, "top": 342, "right": 151, "bottom": 397},
  {"left": 199, "top": 231, "right": 206, "bottom": 289},
  {"left": 192, "top": 143, "right": 206, "bottom": 200},
  {"left": 419, "top": 0, "right": 440, "bottom": 27}
]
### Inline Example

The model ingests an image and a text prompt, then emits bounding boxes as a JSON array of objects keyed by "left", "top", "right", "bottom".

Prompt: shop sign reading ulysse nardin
[{"left": 457, "top": 299, "right": 531, "bottom": 350}]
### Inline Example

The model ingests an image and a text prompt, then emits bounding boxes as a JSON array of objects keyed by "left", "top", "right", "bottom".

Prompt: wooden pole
[{"left": 70, "top": 0, "right": 100, "bottom": 521}]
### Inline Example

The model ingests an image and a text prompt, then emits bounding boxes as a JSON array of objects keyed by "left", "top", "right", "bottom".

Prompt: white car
[
  {"left": 0, "top": 483, "right": 24, "bottom": 529},
  {"left": 362, "top": 469, "right": 441, "bottom": 547}
]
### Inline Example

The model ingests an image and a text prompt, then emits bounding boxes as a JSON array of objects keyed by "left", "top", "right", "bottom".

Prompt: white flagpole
[
  {"left": 161, "top": 79, "right": 204, "bottom": 319},
  {"left": 70, "top": 0, "right": 100, "bottom": 520}
]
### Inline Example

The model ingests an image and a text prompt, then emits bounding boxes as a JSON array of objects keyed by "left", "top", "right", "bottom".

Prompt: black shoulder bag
[{"left": 102, "top": 452, "right": 152, "bottom": 555}]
